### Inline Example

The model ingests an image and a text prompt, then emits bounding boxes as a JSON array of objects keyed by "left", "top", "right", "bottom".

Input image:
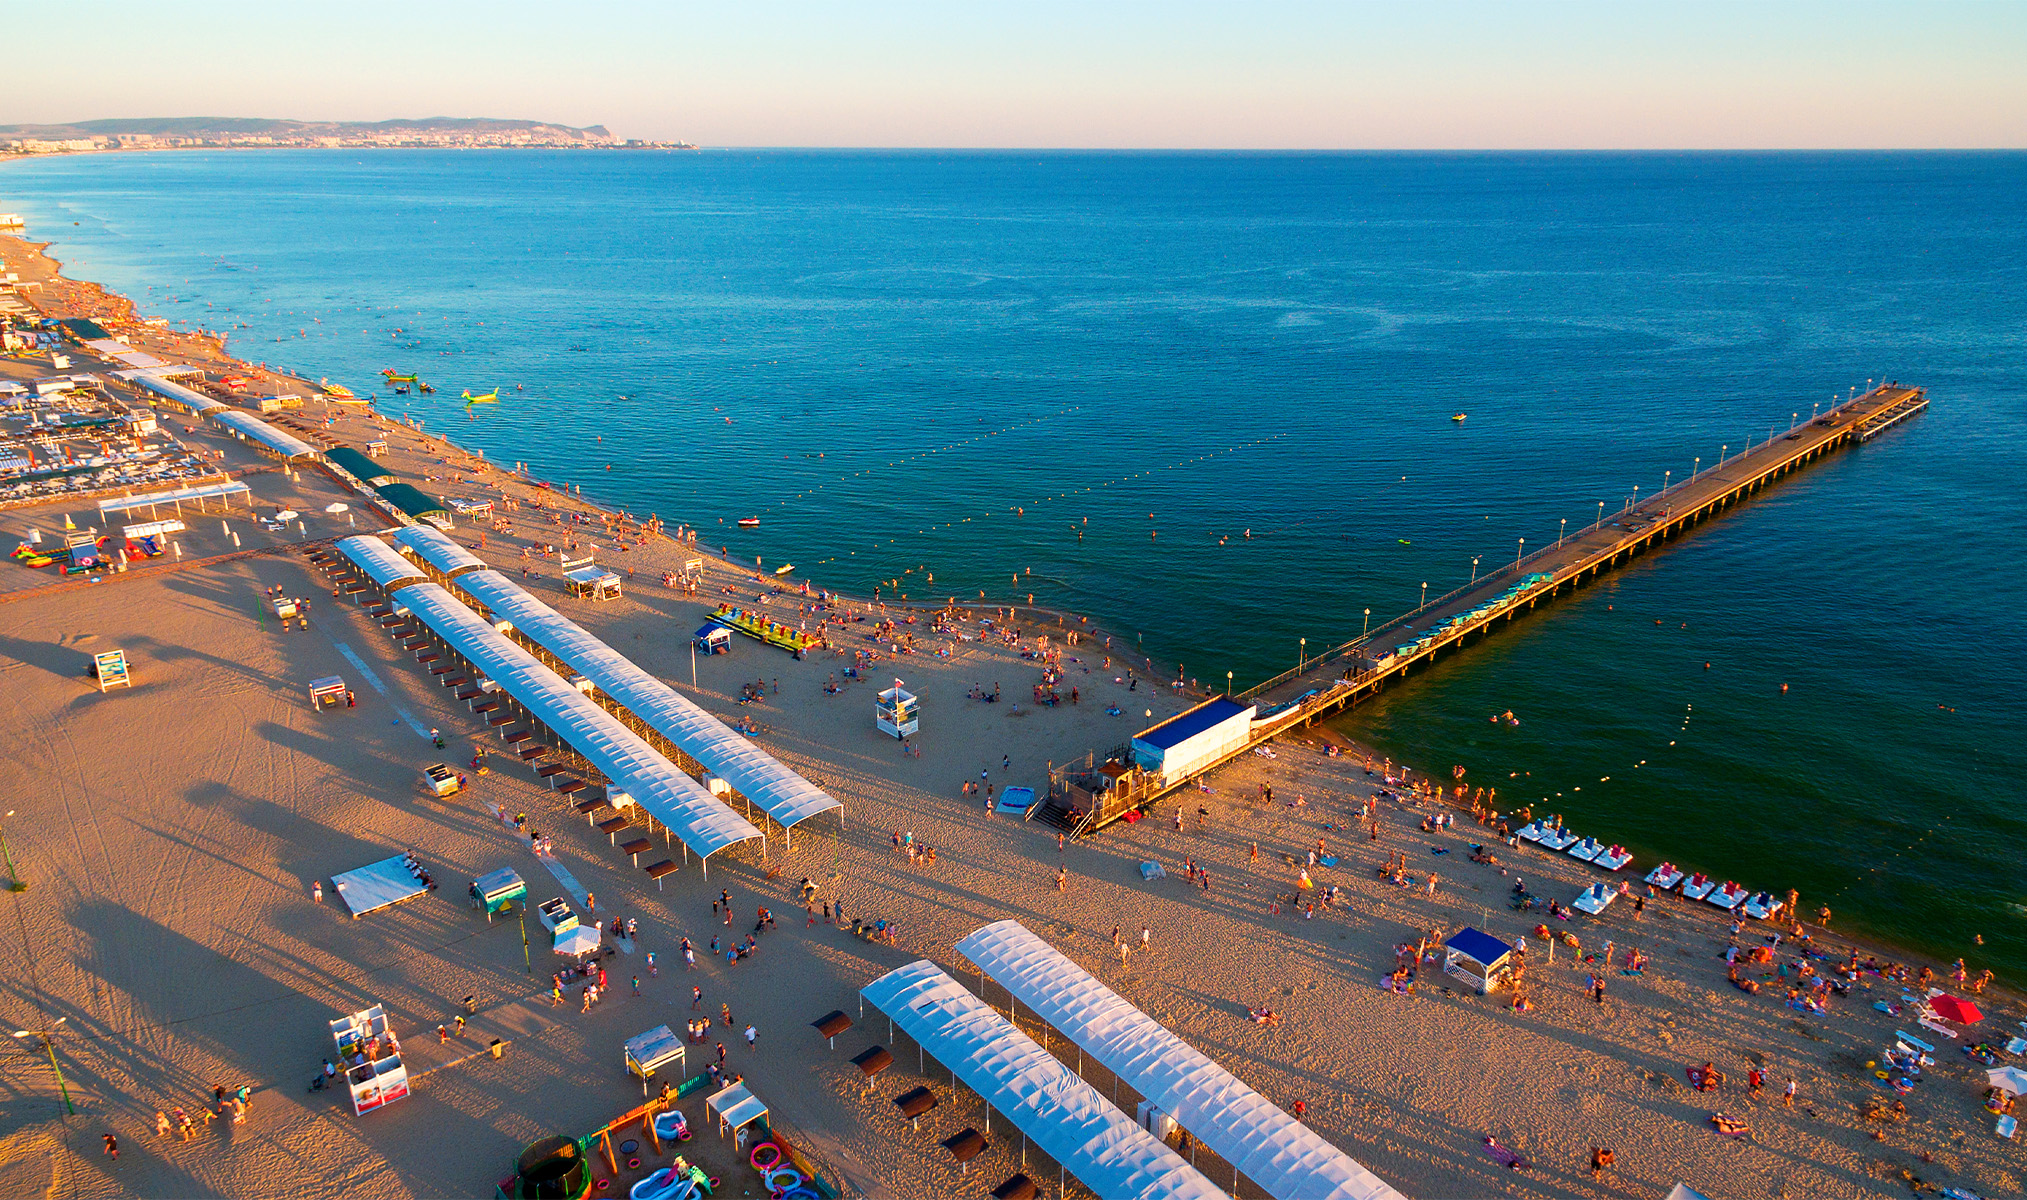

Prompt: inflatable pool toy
[
  {"left": 629, "top": 1167, "right": 702, "bottom": 1200},
  {"left": 654, "top": 1109, "right": 692, "bottom": 1141},
  {"left": 762, "top": 1165, "right": 803, "bottom": 1194},
  {"left": 749, "top": 1143, "right": 782, "bottom": 1170}
]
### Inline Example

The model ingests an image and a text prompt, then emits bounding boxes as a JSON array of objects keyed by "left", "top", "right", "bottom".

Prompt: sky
[{"left": 8, "top": 1, "right": 2025, "bottom": 148}]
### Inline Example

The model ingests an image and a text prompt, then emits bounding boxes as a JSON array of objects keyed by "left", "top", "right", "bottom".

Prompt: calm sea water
[{"left": 6, "top": 150, "right": 2023, "bottom": 974}]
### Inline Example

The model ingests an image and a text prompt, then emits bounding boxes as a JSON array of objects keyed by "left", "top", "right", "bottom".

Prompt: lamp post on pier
[
  {"left": 1558, "top": 518, "right": 1567, "bottom": 547},
  {"left": 1515, "top": 538, "right": 1524, "bottom": 568},
  {"left": 1812, "top": 402, "right": 1820, "bottom": 421},
  {"left": 1663, "top": 469, "right": 1671, "bottom": 497},
  {"left": 1628, "top": 485, "right": 1639, "bottom": 513},
  {"left": 1298, "top": 638, "right": 1306, "bottom": 671},
  {"left": 1596, "top": 500, "right": 1605, "bottom": 530},
  {"left": 1419, "top": 581, "right": 1427, "bottom": 610},
  {"left": 1720, "top": 443, "right": 1728, "bottom": 466},
  {"left": 1470, "top": 555, "right": 1481, "bottom": 585},
  {"left": 1225, "top": 670, "right": 1232, "bottom": 696},
  {"left": 1362, "top": 608, "right": 1370, "bottom": 639},
  {"left": 1790, "top": 412, "right": 1799, "bottom": 430},
  {"left": 1692, "top": 456, "right": 1700, "bottom": 481}
]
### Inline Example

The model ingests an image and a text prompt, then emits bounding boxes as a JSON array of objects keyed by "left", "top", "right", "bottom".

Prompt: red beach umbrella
[{"left": 1930, "top": 995, "right": 1982, "bottom": 1024}]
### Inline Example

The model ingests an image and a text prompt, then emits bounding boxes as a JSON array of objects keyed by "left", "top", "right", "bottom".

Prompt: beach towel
[
  {"left": 1138, "top": 862, "right": 1166, "bottom": 881},
  {"left": 1479, "top": 1138, "right": 1529, "bottom": 1170}
]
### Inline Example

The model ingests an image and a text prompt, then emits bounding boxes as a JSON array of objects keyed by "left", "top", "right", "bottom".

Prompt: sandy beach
[{"left": 0, "top": 232, "right": 2021, "bottom": 1200}]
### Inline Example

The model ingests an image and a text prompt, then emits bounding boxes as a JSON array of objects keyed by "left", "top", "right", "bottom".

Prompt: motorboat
[{"left": 737, "top": 517, "right": 760, "bottom": 528}]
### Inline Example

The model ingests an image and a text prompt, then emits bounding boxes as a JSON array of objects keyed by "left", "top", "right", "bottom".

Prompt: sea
[{"left": 4, "top": 149, "right": 2022, "bottom": 976}]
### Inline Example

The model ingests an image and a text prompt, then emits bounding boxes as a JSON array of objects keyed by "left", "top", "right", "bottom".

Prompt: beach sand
[{"left": 0, "top": 239, "right": 2020, "bottom": 1200}]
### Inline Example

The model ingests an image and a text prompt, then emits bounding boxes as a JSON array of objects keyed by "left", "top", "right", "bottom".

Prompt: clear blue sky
[{"left": 12, "top": 1, "right": 2025, "bottom": 147}]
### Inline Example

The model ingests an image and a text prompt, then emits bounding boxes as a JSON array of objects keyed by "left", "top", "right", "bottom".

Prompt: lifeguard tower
[{"left": 876, "top": 684, "right": 918, "bottom": 739}]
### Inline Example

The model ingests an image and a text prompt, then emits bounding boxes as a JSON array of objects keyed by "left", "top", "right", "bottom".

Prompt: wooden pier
[{"left": 1050, "top": 383, "right": 1928, "bottom": 834}]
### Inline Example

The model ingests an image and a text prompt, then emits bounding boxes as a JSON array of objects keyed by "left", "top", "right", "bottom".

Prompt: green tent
[
  {"left": 326, "top": 446, "right": 394, "bottom": 487},
  {"left": 374, "top": 482, "right": 450, "bottom": 525}
]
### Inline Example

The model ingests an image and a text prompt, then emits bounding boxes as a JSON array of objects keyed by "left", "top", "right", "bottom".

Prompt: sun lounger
[
  {"left": 1680, "top": 873, "right": 1716, "bottom": 901},
  {"left": 1917, "top": 1017, "right": 1960, "bottom": 1039},
  {"left": 1572, "top": 882, "right": 1615, "bottom": 915},
  {"left": 1999, "top": 1114, "right": 2017, "bottom": 1139},
  {"left": 1645, "top": 862, "right": 1683, "bottom": 888},
  {"left": 1594, "top": 845, "right": 1632, "bottom": 871},
  {"left": 1706, "top": 882, "right": 1747, "bottom": 911},
  {"left": 1567, "top": 837, "right": 1603, "bottom": 862},
  {"left": 1896, "top": 1032, "right": 1935, "bottom": 1054}
]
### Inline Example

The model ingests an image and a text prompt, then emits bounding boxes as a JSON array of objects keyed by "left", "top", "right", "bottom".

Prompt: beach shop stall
[
  {"left": 876, "top": 684, "right": 919, "bottom": 739},
  {"left": 469, "top": 868, "right": 527, "bottom": 921},
  {"left": 623, "top": 1024, "right": 687, "bottom": 1096},
  {"left": 693, "top": 623, "right": 732, "bottom": 655},
  {"left": 309, "top": 675, "right": 348, "bottom": 709},
  {"left": 329, "top": 1004, "right": 410, "bottom": 1116},
  {"left": 1130, "top": 697, "right": 1257, "bottom": 787},
  {"left": 1443, "top": 927, "right": 1516, "bottom": 995}
]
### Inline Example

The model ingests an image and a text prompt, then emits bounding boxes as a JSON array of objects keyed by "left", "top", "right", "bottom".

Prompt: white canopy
[
  {"left": 98, "top": 480, "right": 250, "bottom": 514},
  {"left": 452, "top": 569, "right": 842, "bottom": 831},
  {"left": 955, "top": 920, "right": 1404, "bottom": 1200},
  {"left": 705, "top": 1082, "right": 769, "bottom": 1132},
  {"left": 209, "top": 409, "right": 320, "bottom": 460},
  {"left": 861, "top": 960, "right": 1222, "bottom": 1200},
  {"left": 395, "top": 583, "right": 762, "bottom": 862},
  {"left": 392, "top": 524, "right": 487, "bottom": 577},
  {"left": 119, "top": 366, "right": 224, "bottom": 413},
  {"left": 553, "top": 925, "right": 602, "bottom": 956},
  {"left": 334, "top": 535, "right": 427, "bottom": 591}
]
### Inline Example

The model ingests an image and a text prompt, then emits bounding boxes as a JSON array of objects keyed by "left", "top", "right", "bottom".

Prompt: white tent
[
  {"left": 98, "top": 480, "right": 251, "bottom": 515},
  {"left": 445, "top": 566, "right": 841, "bottom": 834},
  {"left": 955, "top": 920, "right": 1404, "bottom": 1200},
  {"left": 118, "top": 365, "right": 225, "bottom": 413},
  {"left": 208, "top": 409, "right": 321, "bottom": 460},
  {"left": 335, "top": 535, "right": 427, "bottom": 592},
  {"left": 861, "top": 960, "right": 1223, "bottom": 1200},
  {"left": 396, "top": 582, "right": 763, "bottom": 864},
  {"left": 1663, "top": 1185, "right": 1714, "bottom": 1200},
  {"left": 392, "top": 524, "right": 487, "bottom": 578},
  {"left": 704, "top": 1081, "right": 769, "bottom": 1134}
]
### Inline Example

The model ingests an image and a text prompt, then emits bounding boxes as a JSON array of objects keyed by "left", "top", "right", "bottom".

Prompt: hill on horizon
[{"left": 0, "top": 116, "right": 613, "bottom": 139}]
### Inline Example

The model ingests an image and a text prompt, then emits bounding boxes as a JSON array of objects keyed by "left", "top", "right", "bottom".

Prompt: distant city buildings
[{"left": 1, "top": 120, "right": 694, "bottom": 155}]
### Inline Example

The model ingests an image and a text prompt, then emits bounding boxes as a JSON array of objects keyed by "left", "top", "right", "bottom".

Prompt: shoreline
[{"left": 0, "top": 222, "right": 2008, "bottom": 1009}]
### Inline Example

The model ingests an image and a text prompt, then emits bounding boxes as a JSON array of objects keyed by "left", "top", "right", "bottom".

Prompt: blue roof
[
  {"left": 1447, "top": 926, "right": 1512, "bottom": 966},
  {"left": 1136, "top": 697, "right": 1253, "bottom": 751}
]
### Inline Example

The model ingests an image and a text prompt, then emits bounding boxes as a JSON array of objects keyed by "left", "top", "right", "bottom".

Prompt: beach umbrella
[
  {"left": 552, "top": 926, "right": 601, "bottom": 957},
  {"left": 1930, "top": 995, "right": 1982, "bottom": 1024},
  {"left": 1988, "top": 1066, "right": 2027, "bottom": 1096}
]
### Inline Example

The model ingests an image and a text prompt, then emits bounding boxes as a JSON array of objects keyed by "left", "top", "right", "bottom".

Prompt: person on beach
[{"left": 103, "top": 1133, "right": 118, "bottom": 1160}]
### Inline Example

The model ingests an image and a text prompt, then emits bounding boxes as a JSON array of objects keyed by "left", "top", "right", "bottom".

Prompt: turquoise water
[{"left": 5, "top": 149, "right": 2023, "bottom": 974}]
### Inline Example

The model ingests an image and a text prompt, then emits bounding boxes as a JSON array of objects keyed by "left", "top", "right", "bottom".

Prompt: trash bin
[
  {"left": 463, "top": 995, "right": 478, "bottom": 1015},
  {"left": 490, "top": 1038, "right": 505, "bottom": 1060}
]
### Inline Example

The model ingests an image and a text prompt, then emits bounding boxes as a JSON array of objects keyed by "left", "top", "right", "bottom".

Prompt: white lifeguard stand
[{"left": 876, "top": 684, "right": 918, "bottom": 739}]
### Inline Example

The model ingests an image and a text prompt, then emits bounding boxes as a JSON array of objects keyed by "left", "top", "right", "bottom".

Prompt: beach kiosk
[
  {"left": 623, "top": 1024, "right": 686, "bottom": 1096},
  {"left": 693, "top": 623, "right": 732, "bottom": 655},
  {"left": 469, "top": 868, "right": 527, "bottom": 921},
  {"left": 329, "top": 1004, "right": 410, "bottom": 1116},
  {"left": 876, "top": 684, "right": 919, "bottom": 739},
  {"left": 1443, "top": 927, "right": 1517, "bottom": 995},
  {"left": 309, "top": 675, "right": 347, "bottom": 709},
  {"left": 705, "top": 1081, "right": 769, "bottom": 1139}
]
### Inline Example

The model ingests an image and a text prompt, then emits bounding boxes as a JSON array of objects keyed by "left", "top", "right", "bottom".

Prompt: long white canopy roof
[
  {"left": 97, "top": 480, "right": 250, "bottom": 514},
  {"left": 120, "top": 366, "right": 225, "bottom": 413},
  {"left": 392, "top": 524, "right": 487, "bottom": 577},
  {"left": 208, "top": 409, "right": 321, "bottom": 459},
  {"left": 956, "top": 920, "right": 1405, "bottom": 1200},
  {"left": 446, "top": 569, "right": 842, "bottom": 831},
  {"left": 861, "top": 960, "right": 1222, "bottom": 1200},
  {"left": 393, "top": 581, "right": 763, "bottom": 860},
  {"left": 334, "top": 536, "right": 427, "bottom": 591}
]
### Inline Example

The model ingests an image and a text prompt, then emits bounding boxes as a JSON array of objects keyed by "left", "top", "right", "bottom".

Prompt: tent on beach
[{"left": 1443, "top": 927, "right": 1516, "bottom": 995}]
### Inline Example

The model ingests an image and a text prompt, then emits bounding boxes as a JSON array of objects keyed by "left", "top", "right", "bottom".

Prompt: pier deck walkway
[{"left": 1075, "top": 383, "right": 1927, "bottom": 831}]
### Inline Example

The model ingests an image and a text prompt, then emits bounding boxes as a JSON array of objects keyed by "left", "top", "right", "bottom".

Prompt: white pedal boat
[
  {"left": 1644, "top": 862, "right": 1683, "bottom": 889},
  {"left": 1706, "top": 881, "right": 1748, "bottom": 911},
  {"left": 1566, "top": 837, "right": 1604, "bottom": 862},
  {"left": 1679, "top": 872, "right": 1717, "bottom": 901},
  {"left": 1572, "top": 882, "right": 1616, "bottom": 915},
  {"left": 1516, "top": 821, "right": 1546, "bottom": 843},
  {"left": 1594, "top": 844, "right": 1633, "bottom": 871},
  {"left": 1740, "top": 890, "right": 1782, "bottom": 920}
]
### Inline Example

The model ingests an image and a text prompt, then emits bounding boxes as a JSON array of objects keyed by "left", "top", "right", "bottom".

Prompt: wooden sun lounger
[
  {"left": 537, "top": 762, "right": 568, "bottom": 779},
  {"left": 554, "top": 778, "right": 587, "bottom": 797},
  {"left": 488, "top": 714, "right": 515, "bottom": 728}
]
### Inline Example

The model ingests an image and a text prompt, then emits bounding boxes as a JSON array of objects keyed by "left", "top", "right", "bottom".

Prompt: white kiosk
[{"left": 876, "top": 684, "right": 918, "bottom": 739}]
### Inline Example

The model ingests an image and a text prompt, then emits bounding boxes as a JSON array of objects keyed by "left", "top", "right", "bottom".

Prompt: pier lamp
[
  {"left": 1558, "top": 518, "right": 1566, "bottom": 547},
  {"left": 1298, "top": 638, "right": 1306, "bottom": 670},
  {"left": 1629, "top": 485, "right": 1639, "bottom": 513},
  {"left": 1663, "top": 470, "right": 1671, "bottom": 495},
  {"left": 1791, "top": 412, "right": 1799, "bottom": 430},
  {"left": 1471, "top": 555, "right": 1481, "bottom": 585},
  {"left": 1363, "top": 608, "right": 1370, "bottom": 638},
  {"left": 1596, "top": 501, "right": 1605, "bottom": 529},
  {"left": 11, "top": 1017, "right": 73, "bottom": 1116},
  {"left": 1419, "top": 582, "right": 1427, "bottom": 609},
  {"left": 1226, "top": 671, "right": 1233, "bottom": 696},
  {"left": 1692, "top": 456, "right": 1700, "bottom": 481},
  {"left": 1720, "top": 443, "right": 1728, "bottom": 465},
  {"left": 1812, "top": 403, "right": 1820, "bottom": 421},
  {"left": 1515, "top": 537, "right": 1525, "bottom": 567}
]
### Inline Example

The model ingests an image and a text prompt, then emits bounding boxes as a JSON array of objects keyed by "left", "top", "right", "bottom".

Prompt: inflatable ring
[
  {"left": 764, "top": 1166, "right": 803, "bottom": 1193},
  {"left": 627, "top": 1158, "right": 641, "bottom": 1170},
  {"left": 594, "top": 1181, "right": 610, "bottom": 1192},
  {"left": 750, "top": 1143, "right": 782, "bottom": 1170}
]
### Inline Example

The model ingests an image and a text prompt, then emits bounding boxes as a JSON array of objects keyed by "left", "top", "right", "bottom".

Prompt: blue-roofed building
[{"left": 1130, "top": 696, "right": 1257, "bottom": 783}]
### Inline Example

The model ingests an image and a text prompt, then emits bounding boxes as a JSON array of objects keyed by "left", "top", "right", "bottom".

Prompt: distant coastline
[{"left": 0, "top": 114, "right": 695, "bottom": 154}]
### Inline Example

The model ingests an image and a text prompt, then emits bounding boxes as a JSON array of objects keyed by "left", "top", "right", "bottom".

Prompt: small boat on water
[
  {"left": 1567, "top": 836, "right": 1604, "bottom": 863},
  {"left": 1452, "top": 413, "right": 1467, "bottom": 422},
  {"left": 392, "top": 385, "right": 409, "bottom": 395},
  {"left": 737, "top": 517, "right": 760, "bottom": 528},
  {"left": 773, "top": 563, "right": 794, "bottom": 576},
  {"left": 1679, "top": 872, "right": 1717, "bottom": 901},
  {"left": 1593, "top": 844, "right": 1633, "bottom": 872},
  {"left": 417, "top": 382, "right": 435, "bottom": 394}
]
